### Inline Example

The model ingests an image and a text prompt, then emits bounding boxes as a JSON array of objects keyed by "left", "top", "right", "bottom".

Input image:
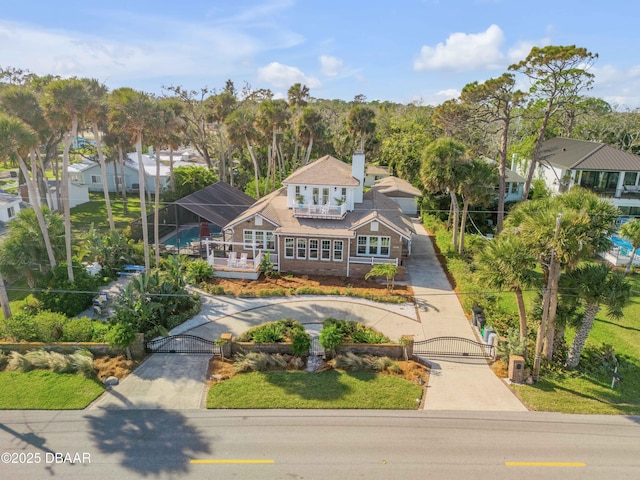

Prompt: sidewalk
[{"left": 408, "top": 219, "right": 526, "bottom": 411}]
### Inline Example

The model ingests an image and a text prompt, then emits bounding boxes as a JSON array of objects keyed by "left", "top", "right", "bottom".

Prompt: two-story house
[
  {"left": 205, "top": 151, "right": 415, "bottom": 279},
  {"left": 538, "top": 137, "right": 640, "bottom": 216}
]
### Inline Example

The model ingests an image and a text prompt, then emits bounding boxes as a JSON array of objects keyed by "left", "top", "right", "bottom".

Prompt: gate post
[
  {"left": 220, "top": 333, "right": 233, "bottom": 358},
  {"left": 400, "top": 335, "right": 414, "bottom": 360}
]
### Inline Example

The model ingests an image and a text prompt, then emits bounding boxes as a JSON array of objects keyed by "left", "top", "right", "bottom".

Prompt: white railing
[
  {"left": 293, "top": 203, "right": 346, "bottom": 219},
  {"left": 348, "top": 256, "right": 398, "bottom": 266}
]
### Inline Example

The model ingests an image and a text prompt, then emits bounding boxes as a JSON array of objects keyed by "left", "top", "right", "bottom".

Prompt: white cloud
[
  {"left": 319, "top": 55, "right": 344, "bottom": 77},
  {"left": 507, "top": 37, "right": 550, "bottom": 64},
  {"left": 590, "top": 64, "right": 640, "bottom": 109},
  {"left": 257, "top": 62, "right": 322, "bottom": 89},
  {"left": 414, "top": 24, "right": 505, "bottom": 71}
]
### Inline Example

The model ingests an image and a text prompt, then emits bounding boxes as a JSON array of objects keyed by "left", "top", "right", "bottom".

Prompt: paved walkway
[{"left": 408, "top": 219, "right": 526, "bottom": 411}]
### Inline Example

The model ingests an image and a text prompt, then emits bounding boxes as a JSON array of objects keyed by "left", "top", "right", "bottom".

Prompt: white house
[
  {"left": 0, "top": 192, "right": 21, "bottom": 223},
  {"left": 68, "top": 152, "right": 194, "bottom": 194},
  {"left": 371, "top": 176, "right": 422, "bottom": 215},
  {"left": 538, "top": 137, "right": 640, "bottom": 216}
]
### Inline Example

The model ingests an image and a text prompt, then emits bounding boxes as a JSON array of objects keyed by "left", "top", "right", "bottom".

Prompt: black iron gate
[
  {"left": 413, "top": 336, "right": 494, "bottom": 359},
  {"left": 146, "top": 334, "right": 221, "bottom": 354}
]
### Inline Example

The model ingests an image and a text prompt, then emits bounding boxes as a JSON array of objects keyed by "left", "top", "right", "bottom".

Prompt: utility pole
[{"left": 533, "top": 212, "right": 562, "bottom": 382}]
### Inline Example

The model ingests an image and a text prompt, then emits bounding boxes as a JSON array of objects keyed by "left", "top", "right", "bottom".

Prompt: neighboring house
[
  {"left": 49, "top": 179, "right": 90, "bottom": 210},
  {"left": 372, "top": 176, "right": 422, "bottom": 215},
  {"left": 364, "top": 165, "right": 390, "bottom": 187},
  {"left": 0, "top": 191, "right": 21, "bottom": 223},
  {"left": 538, "top": 137, "right": 640, "bottom": 215},
  {"left": 482, "top": 158, "right": 525, "bottom": 203},
  {"left": 68, "top": 152, "right": 193, "bottom": 194},
  {"left": 207, "top": 152, "right": 415, "bottom": 279}
]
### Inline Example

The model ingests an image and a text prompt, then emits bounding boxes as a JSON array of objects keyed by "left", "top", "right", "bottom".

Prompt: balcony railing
[
  {"left": 293, "top": 203, "right": 347, "bottom": 219},
  {"left": 348, "top": 256, "right": 398, "bottom": 266}
]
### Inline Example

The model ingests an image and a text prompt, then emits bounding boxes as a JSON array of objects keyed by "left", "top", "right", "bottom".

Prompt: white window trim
[
  {"left": 333, "top": 240, "right": 343, "bottom": 262},
  {"left": 309, "top": 239, "right": 319, "bottom": 261},
  {"left": 243, "top": 229, "right": 276, "bottom": 250},
  {"left": 297, "top": 238, "right": 307, "bottom": 259},
  {"left": 321, "top": 239, "right": 331, "bottom": 261},
  {"left": 356, "top": 235, "right": 391, "bottom": 257},
  {"left": 284, "top": 238, "right": 294, "bottom": 259}
]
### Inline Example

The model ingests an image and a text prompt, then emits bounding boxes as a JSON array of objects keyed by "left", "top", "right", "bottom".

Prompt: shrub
[
  {"left": 319, "top": 324, "right": 343, "bottom": 352},
  {"left": 233, "top": 352, "right": 270, "bottom": 373},
  {"left": 91, "top": 322, "right": 110, "bottom": 342},
  {"left": 0, "top": 350, "right": 7, "bottom": 370},
  {"left": 291, "top": 330, "right": 311, "bottom": 355},
  {"left": 251, "top": 322, "right": 286, "bottom": 343},
  {"left": 34, "top": 262, "right": 98, "bottom": 317},
  {"left": 186, "top": 259, "right": 215, "bottom": 284},
  {"left": 2, "top": 312, "right": 38, "bottom": 341},
  {"left": 321, "top": 319, "right": 389, "bottom": 344},
  {"left": 70, "top": 350, "right": 96, "bottom": 377},
  {"left": 331, "top": 353, "right": 398, "bottom": 372},
  {"left": 295, "top": 286, "right": 327, "bottom": 295},
  {"left": 238, "top": 319, "right": 307, "bottom": 344},
  {"left": 24, "top": 350, "right": 52, "bottom": 369},
  {"left": 350, "top": 328, "right": 390, "bottom": 344},
  {"left": 48, "top": 351, "right": 74, "bottom": 373},
  {"left": 33, "top": 311, "right": 68, "bottom": 342},
  {"left": 7, "top": 352, "right": 33, "bottom": 372},
  {"left": 61, "top": 317, "right": 95, "bottom": 342},
  {"left": 256, "top": 288, "right": 287, "bottom": 297}
]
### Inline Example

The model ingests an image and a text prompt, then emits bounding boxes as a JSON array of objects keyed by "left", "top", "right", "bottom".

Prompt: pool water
[
  {"left": 611, "top": 235, "right": 639, "bottom": 256},
  {"left": 163, "top": 226, "right": 203, "bottom": 248}
]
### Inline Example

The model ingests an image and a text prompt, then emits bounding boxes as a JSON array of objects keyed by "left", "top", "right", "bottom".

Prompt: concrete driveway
[{"left": 89, "top": 354, "right": 210, "bottom": 410}]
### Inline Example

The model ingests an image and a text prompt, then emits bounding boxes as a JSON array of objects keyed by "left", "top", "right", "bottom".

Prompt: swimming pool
[
  {"left": 611, "top": 235, "right": 639, "bottom": 256},
  {"left": 163, "top": 226, "right": 203, "bottom": 248}
]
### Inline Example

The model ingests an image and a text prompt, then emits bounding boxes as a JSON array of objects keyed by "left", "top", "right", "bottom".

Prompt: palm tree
[
  {"left": 295, "top": 106, "right": 323, "bottom": 166},
  {"left": 346, "top": 104, "right": 375, "bottom": 151},
  {"left": 476, "top": 234, "right": 538, "bottom": 342},
  {"left": 83, "top": 78, "right": 115, "bottom": 230},
  {"left": 365, "top": 263, "right": 398, "bottom": 294},
  {"left": 457, "top": 159, "right": 498, "bottom": 254},
  {"left": 565, "top": 264, "right": 631, "bottom": 368},
  {"left": 0, "top": 114, "right": 58, "bottom": 271},
  {"left": 108, "top": 88, "right": 158, "bottom": 271},
  {"left": 505, "top": 187, "right": 619, "bottom": 361},
  {"left": 256, "top": 99, "right": 290, "bottom": 192},
  {"left": 42, "top": 78, "right": 90, "bottom": 282},
  {"left": 420, "top": 138, "right": 469, "bottom": 250},
  {"left": 618, "top": 219, "right": 640, "bottom": 273},
  {"left": 226, "top": 108, "right": 261, "bottom": 198},
  {"left": 0, "top": 272, "right": 11, "bottom": 320}
]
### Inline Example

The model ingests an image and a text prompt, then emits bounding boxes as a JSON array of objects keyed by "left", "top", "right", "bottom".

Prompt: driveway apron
[
  {"left": 408, "top": 219, "right": 526, "bottom": 411},
  {"left": 89, "top": 354, "right": 210, "bottom": 410}
]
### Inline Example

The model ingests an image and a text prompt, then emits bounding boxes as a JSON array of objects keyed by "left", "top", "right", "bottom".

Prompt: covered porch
[{"left": 203, "top": 239, "right": 278, "bottom": 279}]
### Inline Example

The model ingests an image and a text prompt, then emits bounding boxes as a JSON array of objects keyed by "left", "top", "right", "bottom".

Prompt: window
[
  {"left": 309, "top": 239, "right": 319, "bottom": 260},
  {"left": 624, "top": 172, "right": 638, "bottom": 186},
  {"left": 297, "top": 238, "right": 307, "bottom": 259},
  {"left": 7, "top": 206, "right": 15, "bottom": 219},
  {"left": 70, "top": 174, "right": 81, "bottom": 183},
  {"left": 371, "top": 221, "right": 379, "bottom": 232},
  {"left": 255, "top": 216, "right": 263, "bottom": 226},
  {"left": 357, "top": 236, "right": 391, "bottom": 257},
  {"left": 321, "top": 240, "right": 331, "bottom": 260},
  {"left": 285, "top": 238, "right": 294, "bottom": 258},
  {"left": 333, "top": 240, "right": 343, "bottom": 261},
  {"left": 341, "top": 188, "right": 347, "bottom": 202},
  {"left": 90, "top": 175, "right": 100, "bottom": 184},
  {"left": 243, "top": 230, "right": 275, "bottom": 250},
  {"left": 322, "top": 188, "right": 329, "bottom": 204}
]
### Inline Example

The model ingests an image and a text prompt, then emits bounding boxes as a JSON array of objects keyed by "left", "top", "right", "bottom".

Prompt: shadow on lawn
[{"left": 262, "top": 370, "right": 354, "bottom": 401}]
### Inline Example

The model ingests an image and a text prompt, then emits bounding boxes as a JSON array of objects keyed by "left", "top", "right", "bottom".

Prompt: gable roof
[
  {"left": 174, "top": 181, "right": 255, "bottom": 227},
  {"left": 366, "top": 165, "right": 389, "bottom": 176},
  {"left": 372, "top": 176, "right": 422, "bottom": 197},
  {"left": 283, "top": 155, "right": 360, "bottom": 186},
  {"left": 225, "top": 187, "right": 414, "bottom": 240},
  {"left": 540, "top": 137, "right": 640, "bottom": 171}
]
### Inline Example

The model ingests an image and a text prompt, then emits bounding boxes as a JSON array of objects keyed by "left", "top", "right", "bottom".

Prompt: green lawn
[
  {"left": 207, "top": 370, "right": 423, "bottom": 409},
  {"left": 0, "top": 371, "right": 104, "bottom": 409},
  {"left": 71, "top": 192, "right": 141, "bottom": 235},
  {"left": 513, "top": 272, "right": 640, "bottom": 414}
]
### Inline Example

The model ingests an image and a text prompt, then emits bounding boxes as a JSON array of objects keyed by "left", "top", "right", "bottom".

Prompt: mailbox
[{"left": 508, "top": 355, "right": 525, "bottom": 383}]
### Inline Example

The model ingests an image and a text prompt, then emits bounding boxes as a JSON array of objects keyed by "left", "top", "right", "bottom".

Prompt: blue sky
[{"left": 2, "top": 0, "right": 640, "bottom": 108}]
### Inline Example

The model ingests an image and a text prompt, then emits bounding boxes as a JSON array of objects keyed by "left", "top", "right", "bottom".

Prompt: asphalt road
[{"left": 0, "top": 410, "right": 638, "bottom": 480}]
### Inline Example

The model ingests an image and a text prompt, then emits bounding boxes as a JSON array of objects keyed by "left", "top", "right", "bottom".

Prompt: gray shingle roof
[
  {"left": 283, "top": 155, "right": 360, "bottom": 186},
  {"left": 372, "top": 176, "right": 422, "bottom": 197},
  {"left": 539, "top": 137, "right": 640, "bottom": 171},
  {"left": 174, "top": 181, "right": 255, "bottom": 227}
]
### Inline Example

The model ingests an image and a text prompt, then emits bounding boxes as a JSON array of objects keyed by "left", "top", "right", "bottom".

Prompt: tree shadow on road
[{"left": 84, "top": 406, "right": 212, "bottom": 477}]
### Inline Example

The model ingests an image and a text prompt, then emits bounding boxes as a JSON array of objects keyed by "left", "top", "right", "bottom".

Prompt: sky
[{"left": 2, "top": 0, "right": 640, "bottom": 108}]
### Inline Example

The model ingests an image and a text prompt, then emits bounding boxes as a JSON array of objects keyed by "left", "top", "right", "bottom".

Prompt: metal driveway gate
[
  {"left": 146, "top": 334, "right": 221, "bottom": 354},
  {"left": 413, "top": 336, "right": 494, "bottom": 359}
]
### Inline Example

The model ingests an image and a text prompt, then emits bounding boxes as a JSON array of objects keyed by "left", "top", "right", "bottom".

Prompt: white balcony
[{"left": 293, "top": 203, "right": 347, "bottom": 219}]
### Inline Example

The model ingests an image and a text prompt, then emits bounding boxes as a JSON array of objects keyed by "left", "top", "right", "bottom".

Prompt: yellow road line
[
  {"left": 190, "top": 459, "right": 275, "bottom": 465},
  {"left": 506, "top": 461, "right": 586, "bottom": 467}
]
